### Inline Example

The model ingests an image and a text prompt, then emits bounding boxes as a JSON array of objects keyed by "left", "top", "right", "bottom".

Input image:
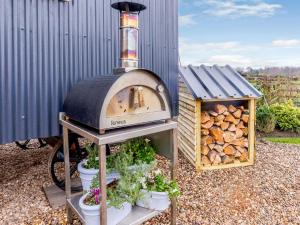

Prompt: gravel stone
[{"left": 0, "top": 140, "right": 299, "bottom": 224}]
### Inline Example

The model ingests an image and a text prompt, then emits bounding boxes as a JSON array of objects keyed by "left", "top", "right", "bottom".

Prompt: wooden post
[
  {"left": 248, "top": 99, "right": 256, "bottom": 164},
  {"left": 63, "top": 127, "right": 72, "bottom": 222},
  {"left": 171, "top": 127, "right": 178, "bottom": 225},
  {"left": 98, "top": 145, "right": 107, "bottom": 225},
  {"left": 195, "top": 100, "right": 202, "bottom": 171}
]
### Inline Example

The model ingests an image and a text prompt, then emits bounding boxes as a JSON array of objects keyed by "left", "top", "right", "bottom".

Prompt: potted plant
[
  {"left": 79, "top": 162, "right": 153, "bottom": 225},
  {"left": 136, "top": 170, "right": 180, "bottom": 211},
  {"left": 79, "top": 181, "right": 132, "bottom": 225},
  {"left": 78, "top": 144, "right": 119, "bottom": 191}
]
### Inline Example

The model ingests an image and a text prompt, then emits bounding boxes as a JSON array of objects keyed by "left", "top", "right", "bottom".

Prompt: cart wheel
[{"left": 48, "top": 135, "right": 87, "bottom": 192}]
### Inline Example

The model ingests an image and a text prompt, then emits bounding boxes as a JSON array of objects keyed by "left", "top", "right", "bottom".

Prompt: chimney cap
[{"left": 111, "top": 1, "right": 146, "bottom": 12}]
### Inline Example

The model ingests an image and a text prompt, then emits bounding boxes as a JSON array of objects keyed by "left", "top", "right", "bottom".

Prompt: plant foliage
[
  {"left": 270, "top": 100, "right": 300, "bottom": 133},
  {"left": 256, "top": 105, "right": 276, "bottom": 133},
  {"left": 84, "top": 144, "right": 99, "bottom": 169}
]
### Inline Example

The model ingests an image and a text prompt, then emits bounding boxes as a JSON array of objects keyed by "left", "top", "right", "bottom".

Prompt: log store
[{"left": 178, "top": 65, "right": 262, "bottom": 171}]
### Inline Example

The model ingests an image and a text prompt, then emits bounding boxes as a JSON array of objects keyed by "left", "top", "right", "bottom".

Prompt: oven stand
[{"left": 59, "top": 113, "right": 178, "bottom": 225}]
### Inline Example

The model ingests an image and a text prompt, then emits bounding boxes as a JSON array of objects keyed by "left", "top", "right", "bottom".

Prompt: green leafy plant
[
  {"left": 143, "top": 170, "right": 180, "bottom": 198},
  {"left": 89, "top": 163, "right": 155, "bottom": 207},
  {"left": 121, "top": 138, "right": 156, "bottom": 164},
  {"left": 84, "top": 144, "right": 99, "bottom": 169},
  {"left": 270, "top": 100, "right": 300, "bottom": 133},
  {"left": 256, "top": 105, "right": 276, "bottom": 133}
]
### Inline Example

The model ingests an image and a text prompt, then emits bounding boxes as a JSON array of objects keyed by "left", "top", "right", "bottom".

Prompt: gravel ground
[{"left": 0, "top": 140, "right": 299, "bottom": 225}]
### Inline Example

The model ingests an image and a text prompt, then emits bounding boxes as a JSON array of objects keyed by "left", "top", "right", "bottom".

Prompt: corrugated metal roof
[{"left": 179, "top": 65, "right": 262, "bottom": 100}]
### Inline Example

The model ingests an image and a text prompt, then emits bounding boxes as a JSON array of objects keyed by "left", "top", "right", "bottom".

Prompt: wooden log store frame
[
  {"left": 178, "top": 65, "right": 261, "bottom": 172},
  {"left": 59, "top": 113, "right": 178, "bottom": 225}
]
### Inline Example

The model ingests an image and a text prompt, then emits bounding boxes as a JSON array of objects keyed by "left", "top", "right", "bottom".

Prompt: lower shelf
[{"left": 67, "top": 194, "right": 160, "bottom": 225}]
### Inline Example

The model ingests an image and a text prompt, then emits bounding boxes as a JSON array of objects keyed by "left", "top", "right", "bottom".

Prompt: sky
[{"left": 179, "top": 0, "right": 300, "bottom": 68}]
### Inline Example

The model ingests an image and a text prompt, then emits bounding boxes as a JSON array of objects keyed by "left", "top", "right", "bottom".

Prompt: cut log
[
  {"left": 201, "top": 155, "right": 211, "bottom": 165},
  {"left": 223, "top": 131, "right": 236, "bottom": 143},
  {"left": 213, "top": 154, "right": 222, "bottom": 165},
  {"left": 236, "top": 146, "right": 247, "bottom": 154},
  {"left": 239, "top": 151, "right": 248, "bottom": 161},
  {"left": 201, "top": 135, "right": 214, "bottom": 145},
  {"left": 234, "top": 150, "right": 241, "bottom": 158},
  {"left": 243, "top": 138, "right": 249, "bottom": 148},
  {"left": 215, "top": 114, "right": 225, "bottom": 122},
  {"left": 210, "top": 127, "right": 224, "bottom": 142},
  {"left": 239, "top": 106, "right": 245, "bottom": 111},
  {"left": 220, "top": 121, "right": 230, "bottom": 130},
  {"left": 214, "top": 121, "right": 223, "bottom": 126},
  {"left": 223, "top": 111, "right": 230, "bottom": 116},
  {"left": 233, "top": 119, "right": 240, "bottom": 125},
  {"left": 201, "top": 129, "right": 209, "bottom": 136},
  {"left": 233, "top": 109, "right": 242, "bottom": 118},
  {"left": 208, "top": 143, "right": 215, "bottom": 150},
  {"left": 202, "top": 145, "right": 210, "bottom": 155},
  {"left": 209, "top": 110, "right": 218, "bottom": 117},
  {"left": 221, "top": 155, "right": 234, "bottom": 164},
  {"left": 201, "top": 112, "right": 211, "bottom": 124},
  {"left": 228, "top": 105, "right": 237, "bottom": 113},
  {"left": 224, "top": 114, "right": 235, "bottom": 123},
  {"left": 228, "top": 124, "right": 237, "bottom": 132},
  {"left": 242, "top": 127, "right": 249, "bottom": 136},
  {"left": 214, "top": 104, "right": 227, "bottom": 114},
  {"left": 213, "top": 144, "right": 223, "bottom": 153},
  {"left": 241, "top": 114, "right": 249, "bottom": 123},
  {"left": 236, "top": 128, "right": 243, "bottom": 138},
  {"left": 201, "top": 118, "right": 214, "bottom": 129},
  {"left": 208, "top": 150, "right": 218, "bottom": 162},
  {"left": 216, "top": 140, "right": 225, "bottom": 145},
  {"left": 223, "top": 145, "right": 235, "bottom": 155},
  {"left": 237, "top": 121, "right": 245, "bottom": 129},
  {"left": 230, "top": 138, "right": 248, "bottom": 147}
]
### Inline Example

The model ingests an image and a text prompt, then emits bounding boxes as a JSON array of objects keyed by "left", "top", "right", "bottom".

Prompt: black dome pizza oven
[{"left": 63, "top": 2, "right": 172, "bottom": 134}]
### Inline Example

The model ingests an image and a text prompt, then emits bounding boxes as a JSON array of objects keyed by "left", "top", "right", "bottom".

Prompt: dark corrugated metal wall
[{"left": 0, "top": 0, "right": 178, "bottom": 144}]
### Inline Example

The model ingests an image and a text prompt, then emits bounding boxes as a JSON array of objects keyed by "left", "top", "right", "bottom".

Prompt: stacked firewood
[{"left": 201, "top": 104, "right": 249, "bottom": 165}]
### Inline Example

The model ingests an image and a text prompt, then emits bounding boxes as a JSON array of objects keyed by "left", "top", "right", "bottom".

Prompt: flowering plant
[{"left": 143, "top": 170, "right": 180, "bottom": 198}]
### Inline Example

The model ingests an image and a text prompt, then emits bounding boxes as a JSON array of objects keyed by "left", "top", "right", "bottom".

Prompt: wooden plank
[
  {"left": 195, "top": 100, "right": 201, "bottom": 171},
  {"left": 179, "top": 105, "right": 195, "bottom": 118},
  {"left": 179, "top": 94, "right": 195, "bottom": 106},
  {"left": 248, "top": 99, "right": 256, "bottom": 164},
  {"left": 179, "top": 139, "right": 196, "bottom": 157},
  {"left": 201, "top": 161, "right": 253, "bottom": 170},
  {"left": 178, "top": 144, "right": 196, "bottom": 164},
  {"left": 178, "top": 142, "right": 196, "bottom": 162},
  {"left": 178, "top": 129, "right": 196, "bottom": 148},
  {"left": 179, "top": 101, "right": 195, "bottom": 112},
  {"left": 179, "top": 92, "right": 195, "bottom": 101},
  {"left": 179, "top": 111, "right": 194, "bottom": 123},
  {"left": 178, "top": 116, "right": 195, "bottom": 133},
  {"left": 178, "top": 119, "right": 195, "bottom": 137}
]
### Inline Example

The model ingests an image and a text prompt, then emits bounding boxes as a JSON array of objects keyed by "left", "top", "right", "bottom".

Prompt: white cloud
[
  {"left": 272, "top": 39, "right": 300, "bottom": 47},
  {"left": 179, "top": 14, "right": 197, "bottom": 27},
  {"left": 195, "top": 0, "right": 282, "bottom": 18}
]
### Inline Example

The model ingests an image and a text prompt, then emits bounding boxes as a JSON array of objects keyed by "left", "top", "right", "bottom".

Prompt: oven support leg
[
  {"left": 63, "top": 127, "right": 72, "bottom": 222},
  {"left": 98, "top": 144, "right": 107, "bottom": 225},
  {"left": 171, "top": 127, "right": 178, "bottom": 225}
]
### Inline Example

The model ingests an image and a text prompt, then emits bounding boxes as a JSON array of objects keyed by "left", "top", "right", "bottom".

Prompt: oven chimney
[{"left": 111, "top": 1, "right": 146, "bottom": 73}]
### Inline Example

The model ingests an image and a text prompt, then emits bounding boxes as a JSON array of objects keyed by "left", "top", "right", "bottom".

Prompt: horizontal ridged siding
[{"left": 0, "top": 0, "right": 178, "bottom": 144}]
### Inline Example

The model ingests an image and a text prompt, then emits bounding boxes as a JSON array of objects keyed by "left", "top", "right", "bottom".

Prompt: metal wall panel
[{"left": 0, "top": 0, "right": 178, "bottom": 144}]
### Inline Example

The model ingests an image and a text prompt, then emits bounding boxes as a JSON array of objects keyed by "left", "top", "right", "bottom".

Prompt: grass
[{"left": 265, "top": 137, "right": 300, "bottom": 145}]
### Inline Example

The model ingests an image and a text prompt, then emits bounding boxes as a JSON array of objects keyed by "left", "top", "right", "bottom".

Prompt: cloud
[
  {"left": 272, "top": 39, "right": 300, "bottom": 47},
  {"left": 179, "top": 14, "right": 198, "bottom": 27},
  {"left": 195, "top": 0, "right": 282, "bottom": 18}
]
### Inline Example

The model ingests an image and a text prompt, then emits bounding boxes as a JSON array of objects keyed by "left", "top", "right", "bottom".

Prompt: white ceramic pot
[
  {"left": 79, "top": 194, "right": 132, "bottom": 225},
  {"left": 136, "top": 189, "right": 170, "bottom": 211},
  {"left": 78, "top": 160, "right": 120, "bottom": 191}
]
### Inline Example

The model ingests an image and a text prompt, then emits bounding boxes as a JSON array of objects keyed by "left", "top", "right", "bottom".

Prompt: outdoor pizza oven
[{"left": 63, "top": 2, "right": 172, "bottom": 133}]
